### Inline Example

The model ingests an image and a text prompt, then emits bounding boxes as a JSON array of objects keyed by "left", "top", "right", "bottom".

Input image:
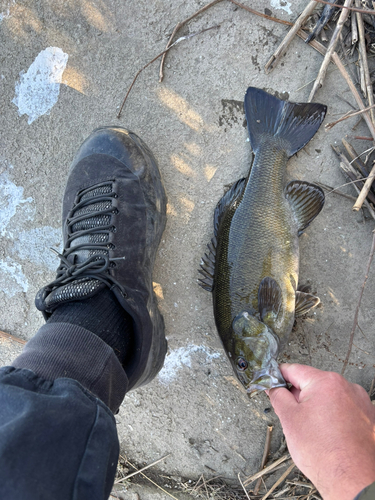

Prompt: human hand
[{"left": 268, "top": 364, "right": 375, "bottom": 500}]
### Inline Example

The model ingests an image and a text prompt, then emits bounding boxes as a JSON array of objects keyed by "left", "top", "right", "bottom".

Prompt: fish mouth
[{"left": 246, "top": 359, "right": 286, "bottom": 394}]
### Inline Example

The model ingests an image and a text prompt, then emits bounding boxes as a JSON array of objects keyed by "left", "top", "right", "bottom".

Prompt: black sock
[{"left": 47, "top": 287, "right": 134, "bottom": 366}]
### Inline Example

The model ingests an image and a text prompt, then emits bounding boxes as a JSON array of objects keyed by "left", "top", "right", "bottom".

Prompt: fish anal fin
[
  {"left": 285, "top": 180, "right": 325, "bottom": 235},
  {"left": 214, "top": 178, "right": 246, "bottom": 236},
  {"left": 258, "top": 277, "right": 282, "bottom": 324},
  {"left": 198, "top": 237, "right": 217, "bottom": 292},
  {"left": 295, "top": 291, "right": 320, "bottom": 317}
]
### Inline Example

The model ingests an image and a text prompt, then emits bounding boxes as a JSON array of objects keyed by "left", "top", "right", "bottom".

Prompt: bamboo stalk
[{"left": 308, "top": 0, "right": 353, "bottom": 102}]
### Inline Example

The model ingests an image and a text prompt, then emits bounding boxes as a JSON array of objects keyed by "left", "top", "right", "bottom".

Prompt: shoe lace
[{"left": 46, "top": 182, "right": 127, "bottom": 296}]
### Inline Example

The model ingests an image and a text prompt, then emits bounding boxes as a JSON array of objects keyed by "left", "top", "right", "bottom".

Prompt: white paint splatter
[
  {"left": 158, "top": 344, "right": 221, "bottom": 384},
  {"left": 13, "top": 47, "right": 68, "bottom": 124},
  {"left": 0, "top": 257, "right": 28, "bottom": 297},
  {"left": 270, "top": 0, "right": 292, "bottom": 15},
  {"left": 0, "top": 172, "right": 33, "bottom": 236},
  {"left": 12, "top": 226, "right": 62, "bottom": 270}
]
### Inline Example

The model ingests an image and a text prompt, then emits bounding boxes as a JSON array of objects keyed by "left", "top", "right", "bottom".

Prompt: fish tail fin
[{"left": 244, "top": 87, "right": 327, "bottom": 157}]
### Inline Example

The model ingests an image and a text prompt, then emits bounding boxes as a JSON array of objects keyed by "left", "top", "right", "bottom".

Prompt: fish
[{"left": 199, "top": 87, "right": 327, "bottom": 393}]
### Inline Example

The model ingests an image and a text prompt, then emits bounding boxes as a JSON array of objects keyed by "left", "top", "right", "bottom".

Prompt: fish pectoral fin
[
  {"left": 258, "top": 277, "right": 282, "bottom": 323},
  {"left": 285, "top": 180, "right": 325, "bottom": 235},
  {"left": 214, "top": 177, "right": 246, "bottom": 236},
  {"left": 295, "top": 291, "right": 320, "bottom": 317}
]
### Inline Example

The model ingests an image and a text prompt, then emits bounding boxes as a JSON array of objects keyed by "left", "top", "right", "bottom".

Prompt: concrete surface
[{"left": 1, "top": 0, "right": 375, "bottom": 497}]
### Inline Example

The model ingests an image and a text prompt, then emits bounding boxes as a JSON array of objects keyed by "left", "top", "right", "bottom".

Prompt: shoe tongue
[{"left": 43, "top": 278, "right": 106, "bottom": 310}]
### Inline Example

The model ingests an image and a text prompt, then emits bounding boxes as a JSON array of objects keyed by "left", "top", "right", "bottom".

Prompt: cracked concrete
[{"left": 1, "top": 0, "right": 375, "bottom": 497}]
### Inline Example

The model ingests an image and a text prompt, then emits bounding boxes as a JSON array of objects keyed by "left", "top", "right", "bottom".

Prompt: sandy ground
[{"left": 1, "top": 0, "right": 375, "bottom": 497}]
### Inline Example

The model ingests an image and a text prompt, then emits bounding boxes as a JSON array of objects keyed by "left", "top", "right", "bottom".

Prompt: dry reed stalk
[{"left": 308, "top": 0, "right": 353, "bottom": 102}]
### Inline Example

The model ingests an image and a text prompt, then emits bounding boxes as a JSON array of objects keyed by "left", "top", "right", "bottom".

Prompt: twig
[
  {"left": 308, "top": 0, "right": 353, "bottom": 102},
  {"left": 115, "top": 454, "right": 170, "bottom": 483},
  {"left": 261, "top": 463, "right": 296, "bottom": 500},
  {"left": 351, "top": 6, "right": 358, "bottom": 44},
  {"left": 325, "top": 104, "right": 375, "bottom": 130},
  {"left": 264, "top": 1, "right": 319, "bottom": 74},
  {"left": 238, "top": 473, "right": 251, "bottom": 500},
  {"left": 353, "top": 164, "right": 375, "bottom": 211},
  {"left": 353, "top": 136, "right": 374, "bottom": 141},
  {"left": 342, "top": 138, "right": 369, "bottom": 177},
  {"left": 0, "top": 330, "right": 26, "bottom": 345},
  {"left": 159, "top": 0, "right": 223, "bottom": 82},
  {"left": 228, "top": 0, "right": 292, "bottom": 26},
  {"left": 123, "top": 458, "right": 179, "bottom": 500},
  {"left": 316, "top": 181, "right": 357, "bottom": 201},
  {"left": 254, "top": 425, "right": 273, "bottom": 495},
  {"left": 118, "top": 25, "right": 219, "bottom": 118},
  {"left": 313, "top": 0, "right": 375, "bottom": 14},
  {"left": 355, "top": 0, "right": 375, "bottom": 126},
  {"left": 331, "top": 52, "right": 375, "bottom": 141},
  {"left": 243, "top": 454, "right": 291, "bottom": 486},
  {"left": 342, "top": 231, "right": 375, "bottom": 375}
]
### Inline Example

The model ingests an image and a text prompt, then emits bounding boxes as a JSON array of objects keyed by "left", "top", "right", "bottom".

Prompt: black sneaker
[{"left": 35, "top": 126, "right": 167, "bottom": 390}]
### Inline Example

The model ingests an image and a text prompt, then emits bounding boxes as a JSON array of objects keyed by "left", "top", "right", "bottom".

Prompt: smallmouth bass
[{"left": 199, "top": 87, "right": 327, "bottom": 393}]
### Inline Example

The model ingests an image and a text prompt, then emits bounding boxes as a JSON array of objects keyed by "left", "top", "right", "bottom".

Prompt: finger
[
  {"left": 268, "top": 386, "right": 298, "bottom": 417},
  {"left": 279, "top": 363, "right": 324, "bottom": 391}
]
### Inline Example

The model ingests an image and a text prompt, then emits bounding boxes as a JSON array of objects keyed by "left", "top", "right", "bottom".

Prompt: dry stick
[
  {"left": 351, "top": 6, "right": 358, "bottom": 44},
  {"left": 118, "top": 25, "right": 219, "bottom": 118},
  {"left": 230, "top": 0, "right": 327, "bottom": 56},
  {"left": 238, "top": 473, "right": 252, "bottom": 500},
  {"left": 342, "top": 138, "right": 369, "bottom": 177},
  {"left": 355, "top": 0, "right": 375, "bottom": 126},
  {"left": 253, "top": 426, "right": 273, "bottom": 495},
  {"left": 261, "top": 463, "right": 296, "bottom": 500},
  {"left": 342, "top": 231, "right": 375, "bottom": 375},
  {"left": 115, "top": 454, "right": 170, "bottom": 483},
  {"left": 353, "top": 164, "right": 375, "bottom": 210},
  {"left": 228, "top": 0, "right": 292, "bottom": 26},
  {"left": 124, "top": 459, "right": 179, "bottom": 500},
  {"left": 325, "top": 104, "right": 375, "bottom": 130},
  {"left": 316, "top": 181, "right": 357, "bottom": 201},
  {"left": 159, "top": 0, "right": 223, "bottom": 82},
  {"left": 333, "top": 145, "right": 375, "bottom": 204},
  {"left": 314, "top": 0, "right": 375, "bottom": 13},
  {"left": 339, "top": 162, "right": 375, "bottom": 218},
  {"left": 264, "top": 0, "right": 319, "bottom": 74},
  {"left": 308, "top": 0, "right": 353, "bottom": 102},
  {"left": 0, "top": 330, "right": 26, "bottom": 345},
  {"left": 243, "top": 454, "right": 291, "bottom": 486},
  {"left": 332, "top": 52, "right": 375, "bottom": 141}
]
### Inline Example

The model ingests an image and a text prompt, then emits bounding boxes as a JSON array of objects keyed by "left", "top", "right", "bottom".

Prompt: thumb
[{"left": 268, "top": 386, "right": 298, "bottom": 421}]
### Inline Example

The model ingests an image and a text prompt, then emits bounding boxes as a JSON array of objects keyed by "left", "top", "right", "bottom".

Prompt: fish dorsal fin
[
  {"left": 285, "top": 180, "right": 325, "bottom": 236},
  {"left": 258, "top": 277, "right": 282, "bottom": 325},
  {"left": 198, "top": 178, "right": 246, "bottom": 293},
  {"left": 244, "top": 87, "right": 327, "bottom": 157},
  {"left": 214, "top": 178, "right": 246, "bottom": 236},
  {"left": 198, "top": 237, "right": 217, "bottom": 292},
  {"left": 295, "top": 291, "right": 320, "bottom": 317}
]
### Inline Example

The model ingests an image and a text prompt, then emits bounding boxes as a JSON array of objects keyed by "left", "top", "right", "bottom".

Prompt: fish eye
[{"left": 236, "top": 357, "right": 248, "bottom": 371}]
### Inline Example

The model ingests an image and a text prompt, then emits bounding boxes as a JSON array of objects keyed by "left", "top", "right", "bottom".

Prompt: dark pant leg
[{"left": 0, "top": 323, "right": 129, "bottom": 500}]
